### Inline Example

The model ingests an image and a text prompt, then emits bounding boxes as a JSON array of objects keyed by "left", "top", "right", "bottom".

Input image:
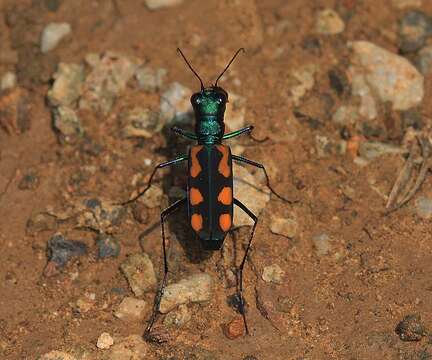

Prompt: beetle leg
[
  {"left": 233, "top": 198, "right": 258, "bottom": 335},
  {"left": 144, "top": 197, "right": 187, "bottom": 343},
  {"left": 232, "top": 155, "right": 294, "bottom": 203},
  {"left": 121, "top": 155, "right": 188, "bottom": 206}
]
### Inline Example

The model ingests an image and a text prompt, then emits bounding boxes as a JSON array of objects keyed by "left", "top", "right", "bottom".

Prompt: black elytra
[{"left": 122, "top": 48, "right": 292, "bottom": 342}]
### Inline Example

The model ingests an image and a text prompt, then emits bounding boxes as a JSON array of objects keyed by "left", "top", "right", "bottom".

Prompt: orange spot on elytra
[
  {"left": 216, "top": 145, "right": 231, "bottom": 178},
  {"left": 217, "top": 187, "right": 232, "bottom": 205},
  {"left": 190, "top": 145, "right": 203, "bottom": 178},
  {"left": 219, "top": 213, "right": 231, "bottom": 232},
  {"left": 190, "top": 187, "right": 204, "bottom": 205},
  {"left": 191, "top": 213, "right": 203, "bottom": 232}
]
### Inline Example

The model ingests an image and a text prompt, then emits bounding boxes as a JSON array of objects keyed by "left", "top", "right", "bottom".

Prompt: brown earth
[{"left": 1, "top": 0, "right": 432, "bottom": 359}]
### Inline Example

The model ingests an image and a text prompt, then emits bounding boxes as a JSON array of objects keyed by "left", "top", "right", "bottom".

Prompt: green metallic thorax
[{"left": 191, "top": 88, "right": 227, "bottom": 145}]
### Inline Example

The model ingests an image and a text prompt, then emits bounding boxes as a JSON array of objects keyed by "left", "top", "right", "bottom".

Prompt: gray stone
[
  {"left": 144, "top": 0, "right": 183, "bottom": 10},
  {"left": 159, "top": 273, "right": 213, "bottom": 313},
  {"left": 358, "top": 141, "right": 405, "bottom": 159},
  {"left": 96, "top": 233, "right": 120, "bottom": 259},
  {"left": 46, "top": 233, "right": 87, "bottom": 268},
  {"left": 120, "top": 253, "right": 157, "bottom": 296},
  {"left": 312, "top": 233, "right": 331, "bottom": 256},
  {"left": 48, "top": 63, "right": 85, "bottom": 107},
  {"left": 53, "top": 106, "right": 83, "bottom": 144},
  {"left": 399, "top": 11, "right": 432, "bottom": 53},
  {"left": 26, "top": 212, "right": 58, "bottom": 235},
  {"left": 315, "top": 9, "right": 345, "bottom": 35},
  {"left": 395, "top": 314, "right": 426, "bottom": 341},
  {"left": 349, "top": 41, "right": 424, "bottom": 111},
  {"left": 40, "top": 22, "right": 71, "bottom": 53},
  {"left": 115, "top": 297, "right": 147, "bottom": 321},
  {"left": 135, "top": 66, "right": 167, "bottom": 92},
  {"left": 270, "top": 217, "right": 298, "bottom": 238},
  {"left": 262, "top": 264, "right": 284, "bottom": 284},
  {"left": 289, "top": 64, "right": 317, "bottom": 106},
  {"left": 415, "top": 196, "right": 432, "bottom": 219}
]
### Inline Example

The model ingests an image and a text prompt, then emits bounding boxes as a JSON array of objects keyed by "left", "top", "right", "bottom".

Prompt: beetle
[{"left": 124, "top": 48, "right": 291, "bottom": 342}]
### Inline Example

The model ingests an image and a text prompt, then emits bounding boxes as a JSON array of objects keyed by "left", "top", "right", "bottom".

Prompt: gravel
[
  {"left": 270, "top": 217, "right": 298, "bottom": 238},
  {"left": 144, "top": 0, "right": 183, "bottom": 10},
  {"left": 315, "top": 9, "right": 345, "bottom": 35},
  {"left": 47, "top": 63, "right": 85, "bottom": 107},
  {"left": 40, "top": 22, "right": 71, "bottom": 53},
  {"left": 46, "top": 233, "right": 87, "bottom": 268},
  {"left": 395, "top": 314, "right": 426, "bottom": 341},
  {"left": 114, "top": 297, "right": 147, "bottom": 322},
  {"left": 52, "top": 106, "right": 83, "bottom": 144},
  {"left": 0, "top": 72, "right": 16, "bottom": 90},
  {"left": 96, "top": 233, "right": 120, "bottom": 259},
  {"left": 120, "top": 253, "right": 157, "bottom": 296},
  {"left": 262, "top": 264, "right": 285, "bottom": 284},
  {"left": 415, "top": 196, "right": 432, "bottom": 219},
  {"left": 398, "top": 10, "right": 432, "bottom": 53},
  {"left": 159, "top": 273, "right": 213, "bottom": 313},
  {"left": 312, "top": 233, "right": 331, "bottom": 256},
  {"left": 97, "top": 332, "right": 114, "bottom": 349},
  {"left": 349, "top": 41, "right": 424, "bottom": 111}
]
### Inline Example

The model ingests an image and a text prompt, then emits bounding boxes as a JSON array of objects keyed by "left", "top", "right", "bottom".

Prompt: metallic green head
[{"left": 191, "top": 87, "right": 228, "bottom": 143}]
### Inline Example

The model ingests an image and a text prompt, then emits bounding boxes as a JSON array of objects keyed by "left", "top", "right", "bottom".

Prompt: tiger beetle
[{"left": 124, "top": 48, "right": 292, "bottom": 342}]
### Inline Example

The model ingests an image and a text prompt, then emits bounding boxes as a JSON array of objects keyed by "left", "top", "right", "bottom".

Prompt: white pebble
[
  {"left": 97, "top": 332, "right": 114, "bottom": 349},
  {"left": 1, "top": 72, "right": 17, "bottom": 90},
  {"left": 41, "top": 22, "right": 71, "bottom": 53}
]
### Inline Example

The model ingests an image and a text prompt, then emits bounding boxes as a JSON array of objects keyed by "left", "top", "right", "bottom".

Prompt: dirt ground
[{"left": 2, "top": 0, "right": 432, "bottom": 359}]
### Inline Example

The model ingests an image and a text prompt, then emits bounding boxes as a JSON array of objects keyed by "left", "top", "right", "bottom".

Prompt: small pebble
[
  {"left": 395, "top": 314, "right": 426, "bottom": 341},
  {"left": 312, "top": 233, "right": 331, "bottom": 256},
  {"left": 120, "top": 253, "right": 157, "bottom": 296},
  {"left": 135, "top": 66, "right": 167, "bottom": 92},
  {"left": 47, "top": 63, "right": 85, "bottom": 107},
  {"left": 108, "top": 335, "right": 148, "bottom": 359},
  {"left": 159, "top": 82, "right": 193, "bottom": 126},
  {"left": 289, "top": 64, "right": 317, "bottom": 106},
  {"left": 358, "top": 141, "right": 405, "bottom": 160},
  {"left": 40, "top": 22, "right": 71, "bottom": 53},
  {"left": 332, "top": 105, "right": 359, "bottom": 127},
  {"left": 415, "top": 196, "right": 432, "bottom": 219},
  {"left": 315, "top": 9, "right": 345, "bottom": 35},
  {"left": 1, "top": 71, "right": 17, "bottom": 90},
  {"left": 79, "top": 52, "right": 141, "bottom": 114},
  {"left": 97, "top": 332, "right": 114, "bottom": 349},
  {"left": 44, "top": 0, "right": 62, "bottom": 12},
  {"left": 159, "top": 273, "right": 213, "bottom": 313},
  {"left": 262, "top": 264, "right": 284, "bottom": 284},
  {"left": 270, "top": 217, "right": 298, "bottom": 238},
  {"left": 46, "top": 233, "right": 87, "bottom": 269},
  {"left": 96, "top": 233, "right": 120, "bottom": 259},
  {"left": 53, "top": 106, "right": 83, "bottom": 144},
  {"left": 224, "top": 318, "right": 245, "bottom": 340},
  {"left": 18, "top": 172, "right": 39, "bottom": 190},
  {"left": 115, "top": 297, "right": 147, "bottom": 322},
  {"left": 349, "top": 41, "right": 424, "bottom": 111},
  {"left": 163, "top": 304, "right": 191, "bottom": 327},
  {"left": 243, "top": 357, "right": 259, "bottom": 360},
  {"left": 398, "top": 10, "right": 432, "bottom": 53},
  {"left": 144, "top": 0, "right": 183, "bottom": 10}
]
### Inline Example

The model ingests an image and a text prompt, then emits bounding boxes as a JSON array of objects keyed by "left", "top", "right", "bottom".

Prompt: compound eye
[{"left": 191, "top": 93, "right": 201, "bottom": 105}]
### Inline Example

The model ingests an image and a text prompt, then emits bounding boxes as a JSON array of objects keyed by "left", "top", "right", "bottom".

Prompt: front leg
[
  {"left": 121, "top": 155, "right": 188, "bottom": 205},
  {"left": 232, "top": 154, "right": 293, "bottom": 203},
  {"left": 171, "top": 126, "right": 197, "bottom": 141}
]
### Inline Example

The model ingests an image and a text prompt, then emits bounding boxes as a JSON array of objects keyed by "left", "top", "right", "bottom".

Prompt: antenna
[
  {"left": 214, "top": 48, "right": 245, "bottom": 87},
  {"left": 177, "top": 48, "right": 205, "bottom": 91}
]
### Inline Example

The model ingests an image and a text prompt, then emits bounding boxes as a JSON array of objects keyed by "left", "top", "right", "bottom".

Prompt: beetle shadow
[{"left": 158, "top": 121, "right": 213, "bottom": 264}]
